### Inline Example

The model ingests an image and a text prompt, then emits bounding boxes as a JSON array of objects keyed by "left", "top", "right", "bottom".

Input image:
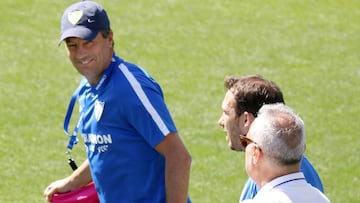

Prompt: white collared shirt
[{"left": 241, "top": 172, "right": 330, "bottom": 203}]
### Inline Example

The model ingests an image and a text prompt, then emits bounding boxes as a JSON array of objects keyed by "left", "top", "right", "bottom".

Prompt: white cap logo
[{"left": 68, "top": 10, "right": 83, "bottom": 25}]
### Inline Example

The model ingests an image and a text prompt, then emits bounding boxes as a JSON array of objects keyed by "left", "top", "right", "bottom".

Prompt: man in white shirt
[{"left": 240, "top": 103, "right": 330, "bottom": 203}]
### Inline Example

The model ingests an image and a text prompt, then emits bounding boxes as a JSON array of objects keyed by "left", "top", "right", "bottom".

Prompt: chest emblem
[{"left": 94, "top": 100, "right": 105, "bottom": 121}]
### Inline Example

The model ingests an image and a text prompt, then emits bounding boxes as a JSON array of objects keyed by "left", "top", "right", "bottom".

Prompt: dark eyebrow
[
  {"left": 64, "top": 37, "right": 78, "bottom": 43},
  {"left": 64, "top": 38, "right": 72, "bottom": 43}
]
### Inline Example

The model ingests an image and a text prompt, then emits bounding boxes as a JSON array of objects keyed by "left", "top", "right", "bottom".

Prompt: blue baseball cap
[{"left": 59, "top": 1, "right": 110, "bottom": 43}]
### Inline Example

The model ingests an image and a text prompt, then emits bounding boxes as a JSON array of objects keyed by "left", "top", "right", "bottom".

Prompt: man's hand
[{"left": 43, "top": 178, "right": 71, "bottom": 202}]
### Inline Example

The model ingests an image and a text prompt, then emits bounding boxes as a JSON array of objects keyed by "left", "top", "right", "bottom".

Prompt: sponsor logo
[
  {"left": 83, "top": 133, "right": 112, "bottom": 153},
  {"left": 87, "top": 18, "right": 95, "bottom": 23}
]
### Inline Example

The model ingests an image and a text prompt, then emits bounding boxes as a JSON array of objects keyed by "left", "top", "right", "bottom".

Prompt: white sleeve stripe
[{"left": 119, "top": 63, "right": 170, "bottom": 136}]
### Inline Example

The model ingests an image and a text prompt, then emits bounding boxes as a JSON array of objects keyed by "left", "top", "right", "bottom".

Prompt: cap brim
[{"left": 58, "top": 27, "right": 99, "bottom": 45}]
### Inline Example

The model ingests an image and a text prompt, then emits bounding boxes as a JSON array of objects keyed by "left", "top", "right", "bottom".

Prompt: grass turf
[{"left": 0, "top": 0, "right": 359, "bottom": 202}]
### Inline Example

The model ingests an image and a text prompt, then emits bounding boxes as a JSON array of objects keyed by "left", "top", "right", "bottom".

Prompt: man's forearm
[
  {"left": 165, "top": 151, "right": 192, "bottom": 203},
  {"left": 66, "top": 159, "right": 93, "bottom": 191}
]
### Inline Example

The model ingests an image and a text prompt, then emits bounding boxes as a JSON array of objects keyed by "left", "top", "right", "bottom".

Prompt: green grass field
[{"left": 1, "top": 0, "right": 359, "bottom": 202}]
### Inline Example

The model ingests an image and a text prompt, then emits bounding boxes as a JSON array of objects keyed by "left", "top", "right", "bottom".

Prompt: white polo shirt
[{"left": 241, "top": 172, "right": 330, "bottom": 203}]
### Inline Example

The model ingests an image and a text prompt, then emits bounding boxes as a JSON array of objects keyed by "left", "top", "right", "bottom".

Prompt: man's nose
[
  {"left": 75, "top": 44, "right": 88, "bottom": 59},
  {"left": 217, "top": 117, "right": 224, "bottom": 127}
]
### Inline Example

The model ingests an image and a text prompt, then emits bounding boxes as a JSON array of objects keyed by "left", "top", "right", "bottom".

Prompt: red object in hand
[{"left": 52, "top": 182, "right": 99, "bottom": 203}]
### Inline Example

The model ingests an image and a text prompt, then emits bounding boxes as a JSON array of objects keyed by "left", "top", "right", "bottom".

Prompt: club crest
[
  {"left": 68, "top": 10, "right": 83, "bottom": 25},
  {"left": 94, "top": 100, "right": 105, "bottom": 121}
]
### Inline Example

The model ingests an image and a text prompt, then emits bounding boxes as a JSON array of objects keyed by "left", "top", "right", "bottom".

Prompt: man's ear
[
  {"left": 252, "top": 145, "right": 261, "bottom": 165},
  {"left": 107, "top": 30, "right": 114, "bottom": 47},
  {"left": 243, "top": 111, "right": 256, "bottom": 130}
]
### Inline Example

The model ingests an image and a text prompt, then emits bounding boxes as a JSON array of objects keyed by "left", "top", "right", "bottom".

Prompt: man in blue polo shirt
[
  {"left": 218, "top": 75, "right": 324, "bottom": 202},
  {"left": 44, "top": 1, "right": 192, "bottom": 203}
]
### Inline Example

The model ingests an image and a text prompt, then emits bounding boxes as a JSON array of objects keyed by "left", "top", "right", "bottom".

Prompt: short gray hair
[{"left": 250, "top": 103, "right": 305, "bottom": 166}]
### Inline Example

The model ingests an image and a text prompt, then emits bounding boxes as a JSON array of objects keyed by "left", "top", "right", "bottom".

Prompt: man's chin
[{"left": 230, "top": 145, "right": 245, "bottom": 152}]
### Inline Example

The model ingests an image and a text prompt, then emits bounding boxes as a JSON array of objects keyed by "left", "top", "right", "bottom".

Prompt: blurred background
[{"left": 0, "top": 0, "right": 359, "bottom": 202}]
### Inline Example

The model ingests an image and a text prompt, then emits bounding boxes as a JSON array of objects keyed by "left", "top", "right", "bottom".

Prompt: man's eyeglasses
[{"left": 239, "top": 135, "right": 258, "bottom": 149}]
